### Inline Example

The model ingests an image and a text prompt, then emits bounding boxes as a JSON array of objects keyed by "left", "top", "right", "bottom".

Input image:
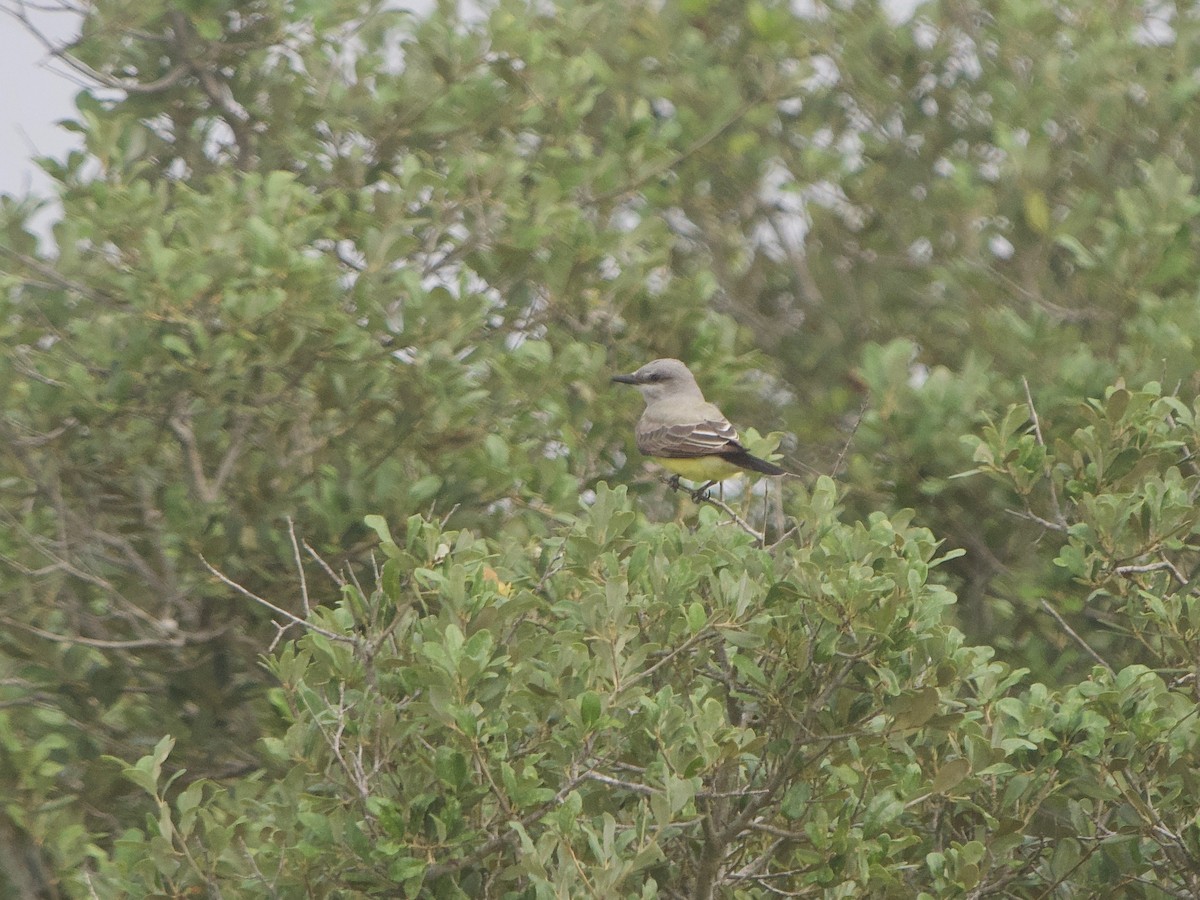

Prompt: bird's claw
[{"left": 664, "top": 475, "right": 715, "bottom": 503}]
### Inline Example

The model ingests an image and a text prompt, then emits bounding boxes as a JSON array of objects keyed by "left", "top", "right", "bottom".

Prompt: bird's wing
[{"left": 636, "top": 416, "right": 745, "bottom": 459}]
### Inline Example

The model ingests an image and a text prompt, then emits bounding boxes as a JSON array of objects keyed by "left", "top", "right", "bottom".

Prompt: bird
[{"left": 612, "top": 358, "right": 785, "bottom": 497}]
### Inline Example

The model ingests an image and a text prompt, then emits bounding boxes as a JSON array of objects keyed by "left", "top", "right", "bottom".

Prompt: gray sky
[{"left": 0, "top": 6, "right": 81, "bottom": 201}]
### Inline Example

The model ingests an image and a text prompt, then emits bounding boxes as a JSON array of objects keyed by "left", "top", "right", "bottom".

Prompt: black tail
[{"left": 722, "top": 450, "right": 786, "bottom": 476}]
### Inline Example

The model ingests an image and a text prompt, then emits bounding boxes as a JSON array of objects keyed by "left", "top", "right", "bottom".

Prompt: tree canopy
[{"left": 2, "top": 0, "right": 1200, "bottom": 896}]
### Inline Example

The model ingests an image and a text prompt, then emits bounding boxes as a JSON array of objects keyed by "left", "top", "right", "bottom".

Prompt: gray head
[{"left": 612, "top": 358, "right": 706, "bottom": 405}]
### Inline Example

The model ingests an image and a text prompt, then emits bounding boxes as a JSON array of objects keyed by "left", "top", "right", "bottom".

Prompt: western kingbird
[{"left": 612, "top": 358, "right": 785, "bottom": 490}]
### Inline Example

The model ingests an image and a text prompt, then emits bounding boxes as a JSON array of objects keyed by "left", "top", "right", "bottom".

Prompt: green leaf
[
  {"left": 931, "top": 758, "right": 971, "bottom": 794},
  {"left": 580, "top": 690, "right": 601, "bottom": 728}
]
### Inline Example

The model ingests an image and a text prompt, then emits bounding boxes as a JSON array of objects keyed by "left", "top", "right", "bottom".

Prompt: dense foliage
[{"left": 2, "top": 0, "right": 1200, "bottom": 895}]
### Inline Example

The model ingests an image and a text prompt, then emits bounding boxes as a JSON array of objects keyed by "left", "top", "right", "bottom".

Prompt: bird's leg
[
  {"left": 666, "top": 474, "right": 682, "bottom": 492},
  {"left": 690, "top": 480, "right": 717, "bottom": 503}
]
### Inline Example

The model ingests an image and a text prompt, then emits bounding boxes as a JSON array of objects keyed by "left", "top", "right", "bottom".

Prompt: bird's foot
[
  {"left": 666, "top": 474, "right": 682, "bottom": 492},
  {"left": 690, "top": 481, "right": 717, "bottom": 503}
]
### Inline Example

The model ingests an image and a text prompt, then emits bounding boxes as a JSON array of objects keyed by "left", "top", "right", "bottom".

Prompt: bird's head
[{"left": 612, "top": 358, "right": 705, "bottom": 405}]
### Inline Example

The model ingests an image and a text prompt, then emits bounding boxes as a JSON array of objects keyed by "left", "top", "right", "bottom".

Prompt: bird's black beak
[{"left": 611, "top": 373, "right": 640, "bottom": 385}]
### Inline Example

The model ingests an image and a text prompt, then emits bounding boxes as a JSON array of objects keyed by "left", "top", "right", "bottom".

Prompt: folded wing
[{"left": 636, "top": 418, "right": 744, "bottom": 459}]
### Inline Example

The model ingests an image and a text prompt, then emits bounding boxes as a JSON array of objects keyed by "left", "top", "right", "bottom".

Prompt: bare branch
[
  {"left": 1005, "top": 507, "right": 1070, "bottom": 534},
  {"left": 1023, "top": 377, "right": 1067, "bottom": 528},
  {"left": 620, "top": 626, "right": 718, "bottom": 692},
  {"left": 664, "top": 477, "right": 766, "bottom": 544},
  {"left": 583, "top": 771, "right": 657, "bottom": 796},
  {"left": 1, "top": 615, "right": 226, "bottom": 650},
  {"left": 303, "top": 538, "right": 347, "bottom": 588},
  {"left": 166, "top": 11, "right": 256, "bottom": 170},
  {"left": 2, "top": 1, "right": 187, "bottom": 93},
  {"left": 831, "top": 398, "right": 868, "bottom": 481},
  {"left": 0, "top": 245, "right": 115, "bottom": 304},
  {"left": 1038, "top": 599, "right": 1113, "bottom": 673},
  {"left": 200, "top": 555, "right": 356, "bottom": 645},
  {"left": 287, "top": 517, "right": 311, "bottom": 616},
  {"left": 211, "top": 412, "right": 251, "bottom": 498},
  {"left": 1115, "top": 559, "right": 1187, "bottom": 586},
  {"left": 169, "top": 411, "right": 216, "bottom": 504}
]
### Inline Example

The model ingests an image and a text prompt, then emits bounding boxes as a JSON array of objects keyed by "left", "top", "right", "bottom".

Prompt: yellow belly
[{"left": 650, "top": 455, "right": 743, "bottom": 483}]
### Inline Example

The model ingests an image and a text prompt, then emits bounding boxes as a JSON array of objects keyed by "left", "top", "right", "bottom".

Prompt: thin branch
[
  {"left": 210, "top": 412, "right": 251, "bottom": 498},
  {"left": 287, "top": 517, "right": 311, "bottom": 616},
  {"left": 1115, "top": 559, "right": 1187, "bottom": 586},
  {"left": 169, "top": 411, "right": 216, "bottom": 503},
  {"left": 2, "top": 415, "right": 78, "bottom": 447},
  {"left": 831, "top": 399, "right": 868, "bottom": 481},
  {"left": 664, "top": 477, "right": 765, "bottom": 544},
  {"left": 0, "top": 245, "right": 115, "bottom": 304},
  {"left": 583, "top": 772, "right": 657, "bottom": 796},
  {"left": 167, "top": 11, "right": 256, "bottom": 170},
  {"left": 200, "top": 555, "right": 356, "bottom": 645},
  {"left": 1038, "top": 599, "right": 1113, "bottom": 673},
  {"left": 303, "top": 538, "right": 346, "bottom": 588},
  {"left": 1005, "top": 507, "right": 1070, "bottom": 534},
  {"left": 89, "top": 524, "right": 161, "bottom": 590},
  {"left": 583, "top": 101, "right": 758, "bottom": 205},
  {"left": 2, "top": 1, "right": 188, "bottom": 94},
  {"left": 1, "top": 615, "right": 226, "bottom": 650},
  {"left": 299, "top": 681, "right": 372, "bottom": 804},
  {"left": 1023, "top": 377, "right": 1067, "bottom": 527},
  {"left": 619, "top": 625, "right": 718, "bottom": 691},
  {"left": 8, "top": 535, "right": 116, "bottom": 592},
  {"left": 422, "top": 766, "right": 598, "bottom": 880}
]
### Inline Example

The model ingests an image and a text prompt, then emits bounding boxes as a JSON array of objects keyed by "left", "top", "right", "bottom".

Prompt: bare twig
[
  {"left": 295, "top": 682, "right": 379, "bottom": 805},
  {"left": 0, "top": 546, "right": 108, "bottom": 593},
  {"left": 437, "top": 503, "right": 461, "bottom": 529},
  {"left": 534, "top": 543, "right": 567, "bottom": 594},
  {"left": 0, "top": 245, "right": 115, "bottom": 304},
  {"left": 1023, "top": 377, "right": 1067, "bottom": 527},
  {"left": 620, "top": 626, "right": 718, "bottom": 691},
  {"left": 703, "top": 492, "right": 765, "bottom": 544},
  {"left": 1115, "top": 559, "right": 1187, "bottom": 586},
  {"left": 583, "top": 772, "right": 657, "bottom": 796},
  {"left": 200, "top": 555, "right": 355, "bottom": 645},
  {"left": 211, "top": 412, "right": 251, "bottom": 498},
  {"left": 287, "top": 517, "right": 310, "bottom": 616},
  {"left": 664, "top": 477, "right": 765, "bottom": 544},
  {"left": 265, "top": 620, "right": 289, "bottom": 653},
  {"left": 1038, "top": 599, "right": 1113, "bottom": 673},
  {"left": 767, "top": 526, "right": 799, "bottom": 550},
  {"left": 1005, "top": 507, "right": 1070, "bottom": 534},
  {"left": 304, "top": 538, "right": 346, "bottom": 588},
  {"left": 2, "top": 0, "right": 188, "bottom": 93},
  {"left": 169, "top": 410, "right": 216, "bottom": 503},
  {"left": 0, "top": 615, "right": 226, "bottom": 650},
  {"left": 831, "top": 398, "right": 869, "bottom": 481}
]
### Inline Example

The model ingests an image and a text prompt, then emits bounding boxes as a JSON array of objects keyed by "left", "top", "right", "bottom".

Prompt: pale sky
[{"left": 0, "top": 6, "right": 81, "bottom": 202}]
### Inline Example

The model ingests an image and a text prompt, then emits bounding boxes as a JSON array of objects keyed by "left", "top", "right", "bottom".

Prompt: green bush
[
  {"left": 84, "top": 484, "right": 1200, "bottom": 896},
  {"left": 5, "top": 0, "right": 1200, "bottom": 894}
]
